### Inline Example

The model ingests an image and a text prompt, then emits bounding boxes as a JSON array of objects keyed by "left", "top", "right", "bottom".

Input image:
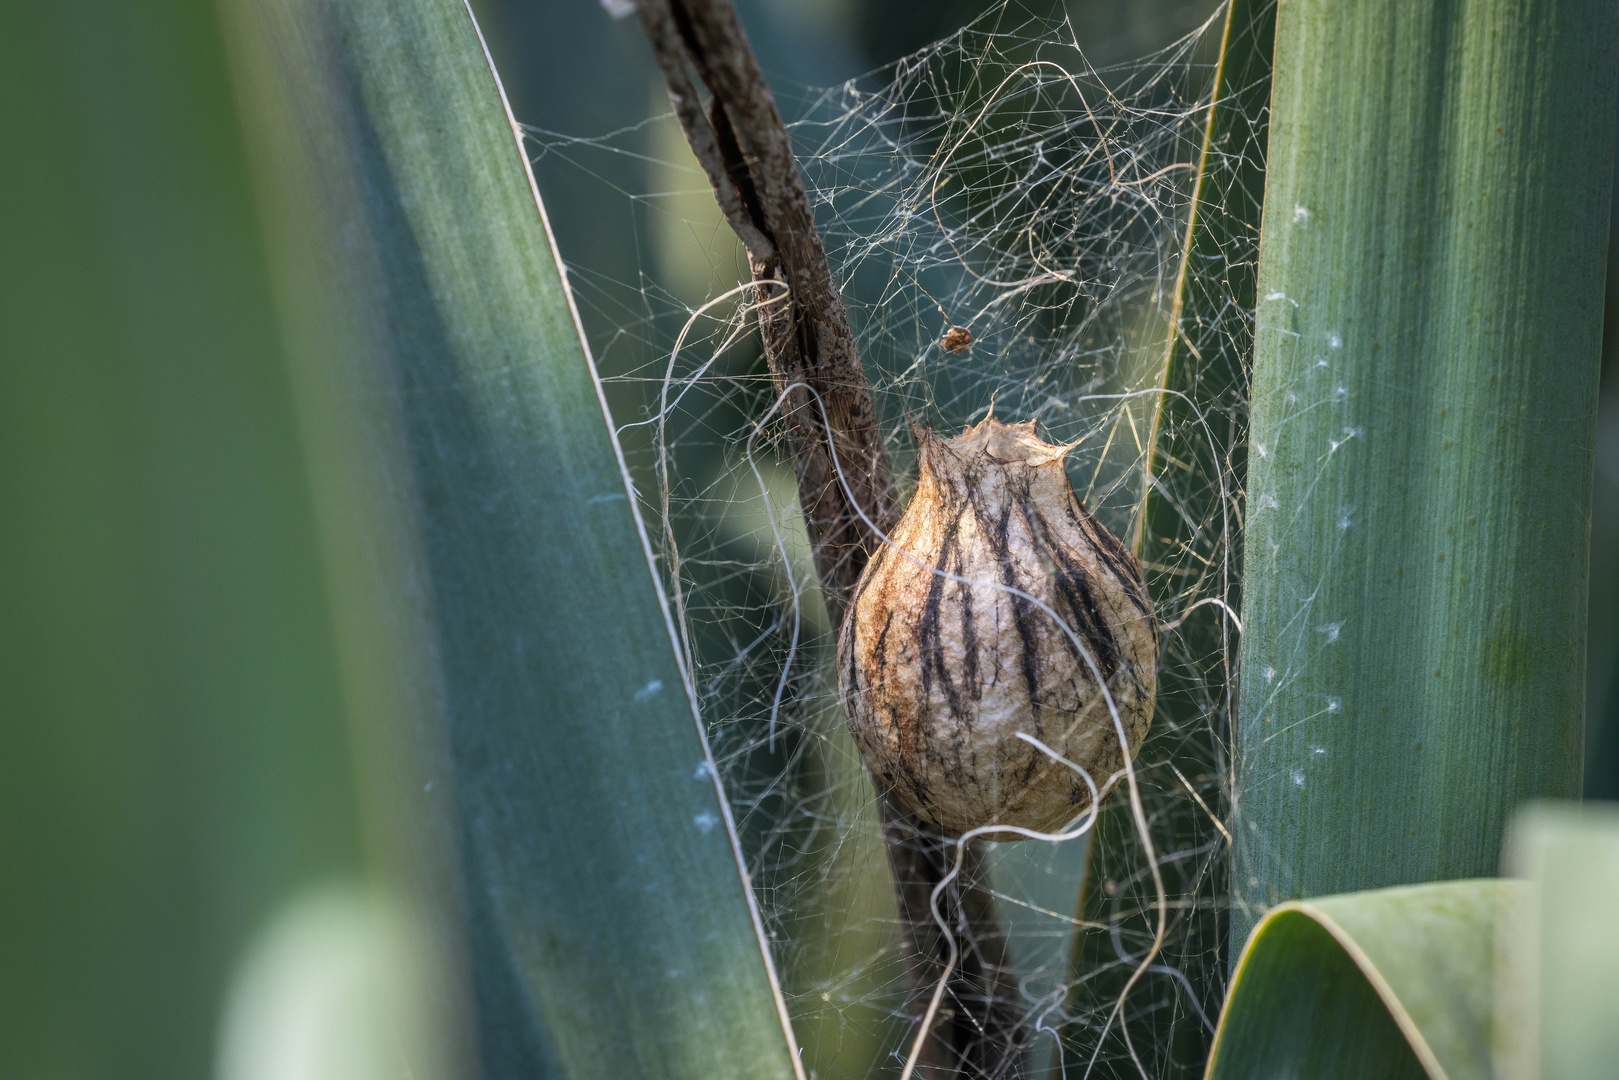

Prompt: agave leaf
[
  {"left": 1209, "top": 879, "right": 1519, "bottom": 1080},
  {"left": 220, "top": 0, "right": 802, "bottom": 1076},
  {"left": 1236, "top": 0, "right": 1618, "bottom": 945}
]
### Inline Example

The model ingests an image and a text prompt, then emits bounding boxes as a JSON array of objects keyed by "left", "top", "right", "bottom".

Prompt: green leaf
[
  {"left": 1236, "top": 0, "right": 1619, "bottom": 944},
  {"left": 1209, "top": 879, "right": 1519, "bottom": 1080},
  {"left": 1500, "top": 803, "right": 1619, "bottom": 1080},
  {"left": 220, "top": 1, "right": 802, "bottom": 1077},
  {"left": 0, "top": 1, "right": 363, "bottom": 1074}
]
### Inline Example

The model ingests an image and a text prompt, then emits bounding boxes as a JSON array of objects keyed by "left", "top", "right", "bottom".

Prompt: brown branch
[
  {"left": 635, "top": 0, "right": 893, "bottom": 618},
  {"left": 633, "top": 2, "right": 1026, "bottom": 1076},
  {"left": 633, "top": 0, "right": 775, "bottom": 263},
  {"left": 883, "top": 795, "right": 1028, "bottom": 1079}
]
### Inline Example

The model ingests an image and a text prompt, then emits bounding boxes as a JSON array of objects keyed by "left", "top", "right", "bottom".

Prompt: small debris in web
[{"left": 941, "top": 325, "right": 974, "bottom": 353}]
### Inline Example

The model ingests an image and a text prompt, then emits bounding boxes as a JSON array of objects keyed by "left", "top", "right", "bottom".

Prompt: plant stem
[{"left": 636, "top": 0, "right": 895, "bottom": 615}]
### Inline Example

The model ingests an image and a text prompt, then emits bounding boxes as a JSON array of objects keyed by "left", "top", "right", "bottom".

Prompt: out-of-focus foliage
[
  {"left": 4, "top": 1, "right": 1619, "bottom": 1077},
  {"left": 223, "top": 0, "right": 803, "bottom": 1076},
  {"left": 0, "top": 2, "right": 362, "bottom": 1076},
  {"left": 1210, "top": 807, "right": 1619, "bottom": 1080},
  {"left": 1210, "top": 880, "right": 1511, "bottom": 1080},
  {"left": 1500, "top": 803, "right": 1619, "bottom": 1080}
]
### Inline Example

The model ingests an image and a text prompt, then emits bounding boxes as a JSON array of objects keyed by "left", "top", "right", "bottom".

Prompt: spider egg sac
[{"left": 836, "top": 416, "right": 1158, "bottom": 835}]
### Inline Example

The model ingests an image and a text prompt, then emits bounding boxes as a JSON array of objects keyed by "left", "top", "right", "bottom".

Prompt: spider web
[{"left": 524, "top": 4, "right": 1261, "bottom": 1075}]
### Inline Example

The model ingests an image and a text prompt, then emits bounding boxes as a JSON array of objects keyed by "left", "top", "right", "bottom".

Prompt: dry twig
[{"left": 635, "top": 0, "right": 892, "bottom": 614}]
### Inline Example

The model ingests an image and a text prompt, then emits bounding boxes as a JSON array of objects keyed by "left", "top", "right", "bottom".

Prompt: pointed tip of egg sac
[{"left": 939, "top": 415, "right": 1072, "bottom": 467}]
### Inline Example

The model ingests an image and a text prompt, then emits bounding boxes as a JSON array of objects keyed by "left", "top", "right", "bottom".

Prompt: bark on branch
[{"left": 635, "top": 0, "right": 893, "bottom": 619}]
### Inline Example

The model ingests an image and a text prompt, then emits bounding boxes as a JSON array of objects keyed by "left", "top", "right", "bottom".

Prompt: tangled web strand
[{"left": 526, "top": 4, "right": 1258, "bottom": 1076}]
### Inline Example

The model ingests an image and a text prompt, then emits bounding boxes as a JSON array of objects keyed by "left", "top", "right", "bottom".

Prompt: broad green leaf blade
[
  {"left": 1209, "top": 880, "right": 1518, "bottom": 1080},
  {"left": 1500, "top": 803, "right": 1619, "bottom": 1080},
  {"left": 220, "top": 2, "right": 802, "bottom": 1078},
  {"left": 1236, "top": 0, "right": 1619, "bottom": 945}
]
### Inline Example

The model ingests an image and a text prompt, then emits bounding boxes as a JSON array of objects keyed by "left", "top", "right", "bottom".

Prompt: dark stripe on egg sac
[
  {"left": 872, "top": 610, "right": 894, "bottom": 699},
  {"left": 918, "top": 502, "right": 968, "bottom": 721},
  {"left": 956, "top": 488, "right": 985, "bottom": 700},
  {"left": 841, "top": 534, "right": 893, "bottom": 709},
  {"left": 841, "top": 603, "right": 862, "bottom": 704},
  {"left": 996, "top": 496, "right": 1044, "bottom": 703},
  {"left": 1026, "top": 495, "right": 1121, "bottom": 683},
  {"left": 1068, "top": 498, "right": 1152, "bottom": 620}
]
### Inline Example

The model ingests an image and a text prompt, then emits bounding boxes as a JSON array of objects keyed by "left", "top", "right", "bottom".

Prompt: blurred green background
[
  {"left": 1, "top": 0, "right": 1613, "bottom": 1076},
  {"left": 0, "top": 4, "right": 363, "bottom": 1077}
]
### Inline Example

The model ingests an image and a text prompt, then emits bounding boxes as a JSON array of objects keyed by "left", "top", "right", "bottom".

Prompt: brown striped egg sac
[{"left": 837, "top": 415, "right": 1158, "bottom": 836}]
